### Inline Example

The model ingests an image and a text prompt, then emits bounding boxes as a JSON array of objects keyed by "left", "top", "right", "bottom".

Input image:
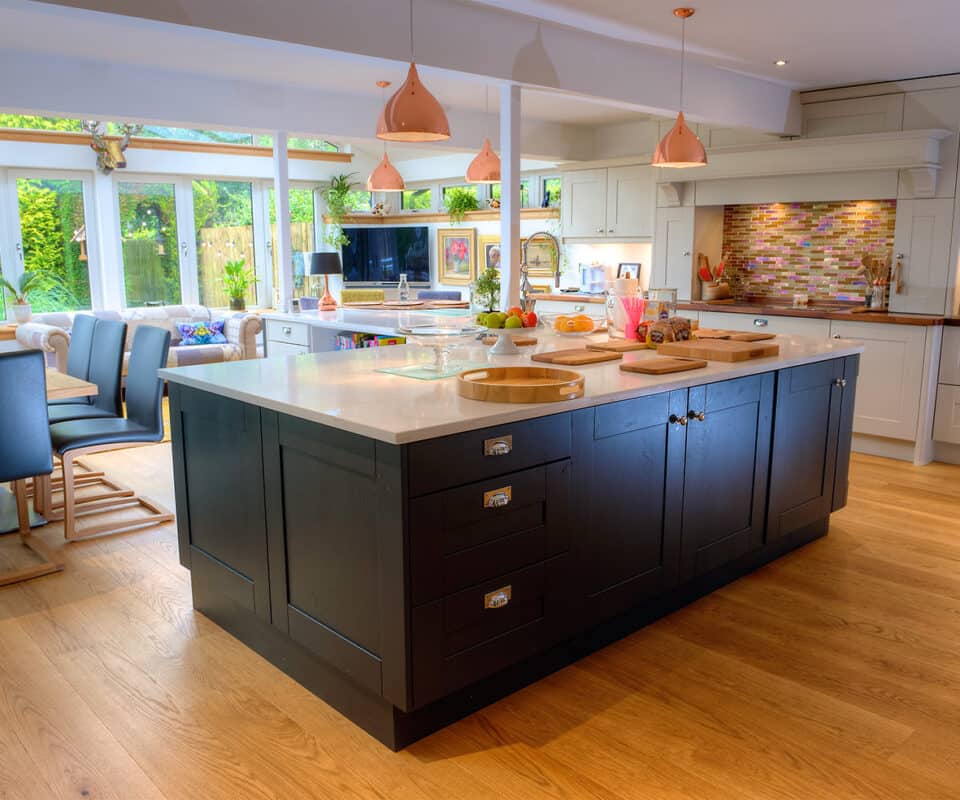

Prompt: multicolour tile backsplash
[{"left": 722, "top": 200, "right": 897, "bottom": 302}]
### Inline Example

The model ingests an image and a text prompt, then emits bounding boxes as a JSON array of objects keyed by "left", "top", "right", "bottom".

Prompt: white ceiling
[
  {"left": 0, "top": 0, "right": 646, "bottom": 128},
  {"left": 473, "top": 0, "right": 960, "bottom": 89}
]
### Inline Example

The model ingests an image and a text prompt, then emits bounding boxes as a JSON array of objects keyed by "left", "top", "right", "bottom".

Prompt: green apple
[
  {"left": 504, "top": 316, "right": 523, "bottom": 329},
  {"left": 486, "top": 314, "right": 505, "bottom": 329}
]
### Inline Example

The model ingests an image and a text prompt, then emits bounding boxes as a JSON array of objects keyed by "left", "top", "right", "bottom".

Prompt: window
[
  {"left": 118, "top": 182, "right": 182, "bottom": 307},
  {"left": 257, "top": 134, "right": 339, "bottom": 152},
  {"left": 192, "top": 180, "right": 257, "bottom": 307},
  {"left": 269, "top": 186, "right": 317, "bottom": 296},
  {"left": 442, "top": 184, "right": 479, "bottom": 202},
  {"left": 350, "top": 191, "right": 373, "bottom": 213},
  {"left": 0, "top": 115, "right": 82, "bottom": 132},
  {"left": 490, "top": 180, "right": 530, "bottom": 208},
  {"left": 401, "top": 188, "right": 432, "bottom": 211},
  {"left": 15, "top": 177, "right": 91, "bottom": 311},
  {"left": 542, "top": 177, "right": 561, "bottom": 208}
]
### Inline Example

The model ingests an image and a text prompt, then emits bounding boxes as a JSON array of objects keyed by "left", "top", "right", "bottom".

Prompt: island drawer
[
  {"left": 411, "top": 556, "right": 568, "bottom": 707},
  {"left": 409, "top": 461, "right": 571, "bottom": 604},
  {"left": 265, "top": 319, "right": 310, "bottom": 347},
  {"left": 406, "top": 413, "right": 572, "bottom": 496}
]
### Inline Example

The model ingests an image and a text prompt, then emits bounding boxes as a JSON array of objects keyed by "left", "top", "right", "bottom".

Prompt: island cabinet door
[
  {"left": 260, "top": 412, "right": 409, "bottom": 711},
  {"left": 169, "top": 385, "right": 272, "bottom": 623},
  {"left": 576, "top": 390, "right": 687, "bottom": 625},
  {"left": 767, "top": 359, "right": 847, "bottom": 541},
  {"left": 679, "top": 373, "right": 775, "bottom": 581}
]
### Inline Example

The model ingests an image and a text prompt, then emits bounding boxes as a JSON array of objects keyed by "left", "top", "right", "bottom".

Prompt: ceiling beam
[
  {"left": 0, "top": 48, "right": 594, "bottom": 162},
  {"left": 36, "top": 0, "right": 800, "bottom": 135}
]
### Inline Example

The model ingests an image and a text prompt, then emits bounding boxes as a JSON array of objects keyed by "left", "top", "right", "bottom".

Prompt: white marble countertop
[
  {"left": 160, "top": 332, "right": 864, "bottom": 445},
  {"left": 262, "top": 308, "right": 473, "bottom": 336}
]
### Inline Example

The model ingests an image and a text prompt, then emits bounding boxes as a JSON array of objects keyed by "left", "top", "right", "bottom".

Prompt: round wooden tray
[{"left": 457, "top": 366, "right": 585, "bottom": 403}]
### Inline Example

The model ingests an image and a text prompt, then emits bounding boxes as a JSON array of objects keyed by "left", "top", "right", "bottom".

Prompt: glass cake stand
[{"left": 397, "top": 325, "right": 484, "bottom": 375}]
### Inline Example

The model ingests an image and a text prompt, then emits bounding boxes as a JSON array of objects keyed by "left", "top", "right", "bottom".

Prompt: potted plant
[
  {"left": 470, "top": 267, "right": 501, "bottom": 313},
  {"left": 1, "top": 271, "right": 47, "bottom": 324},
  {"left": 444, "top": 187, "right": 480, "bottom": 224},
  {"left": 222, "top": 258, "right": 257, "bottom": 311},
  {"left": 324, "top": 172, "right": 359, "bottom": 249}
]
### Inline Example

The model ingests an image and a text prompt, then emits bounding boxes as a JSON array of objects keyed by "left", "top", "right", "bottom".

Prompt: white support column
[
  {"left": 272, "top": 130, "right": 293, "bottom": 311},
  {"left": 499, "top": 84, "right": 522, "bottom": 310},
  {"left": 90, "top": 171, "right": 122, "bottom": 310}
]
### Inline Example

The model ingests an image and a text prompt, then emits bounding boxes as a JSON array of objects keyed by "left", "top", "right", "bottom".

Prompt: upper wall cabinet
[
  {"left": 562, "top": 166, "right": 654, "bottom": 239},
  {"left": 801, "top": 95, "right": 905, "bottom": 137},
  {"left": 890, "top": 198, "right": 956, "bottom": 315}
]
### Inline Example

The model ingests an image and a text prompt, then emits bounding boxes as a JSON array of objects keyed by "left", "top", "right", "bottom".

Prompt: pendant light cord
[
  {"left": 679, "top": 16, "right": 686, "bottom": 112},
  {"left": 409, "top": 0, "right": 415, "bottom": 62}
]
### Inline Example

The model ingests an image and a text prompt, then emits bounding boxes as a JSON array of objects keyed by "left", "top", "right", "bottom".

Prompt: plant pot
[
  {"left": 229, "top": 298, "right": 246, "bottom": 312},
  {"left": 12, "top": 303, "right": 32, "bottom": 324}
]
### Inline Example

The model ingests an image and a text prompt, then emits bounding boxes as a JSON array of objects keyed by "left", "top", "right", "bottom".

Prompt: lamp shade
[
  {"left": 309, "top": 252, "right": 342, "bottom": 276},
  {"left": 651, "top": 112, "right": 707, "bottom": 168},
  {"left": 376, "top": 63, "right": 451, "bottom": 142},
  {"left": 465, "top": 137, "right": 501, "bottom": 183},
  {"left": 367, "top": 152, "right": 405, "bottom": 192}
]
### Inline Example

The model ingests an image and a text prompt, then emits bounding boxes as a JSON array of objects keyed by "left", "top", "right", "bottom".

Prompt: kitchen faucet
[{"left": 519, "top": 230, "right": 561, "bottom": 314}]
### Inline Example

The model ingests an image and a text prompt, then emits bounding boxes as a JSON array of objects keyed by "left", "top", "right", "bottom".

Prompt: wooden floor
[{"left": 0, "top": 449, "right": 959, "bottom": 799}]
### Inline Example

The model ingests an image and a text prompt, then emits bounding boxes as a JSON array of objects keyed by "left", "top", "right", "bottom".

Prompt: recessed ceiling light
[{"left": 774, "top": 59, "right": 789, "bottom": 67}]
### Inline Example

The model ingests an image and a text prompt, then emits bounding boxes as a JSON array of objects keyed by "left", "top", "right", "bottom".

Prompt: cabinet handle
[
  {"left": 483, "top": 435, "right": 513, "bottom": 456},
  {"left": 282, "top": 326, "right": 292, "bottom": 335},
  {"left": 607, "top": 228, "right": 615, "bottom": 233},
  {"left": 484, "top": 585, "right": 512, "bottom": 610},
  {"left": 574, "top": 304, "right": 585, "bottom": 312},
  {"left": 834, "top": 377, "right": 848, "bottom": 388},
  {"left": 682, "top": 251, "right": 691, "bottom": 257},
  {"left": 596, "top": 227, "right": 604, "bottom": 234},
  {"left": 753, "top": 318, "right": 768, "bottom": 327},
  {"left": 894, "top": 254, "right": 905, "bottom": 294},
  {"left": 669, "top": 414, "right": 688, "bottom": 426},
  {"left": 484, "top": 486, "right": 512, "bottom": 508},
  {"left": 832, "top": 334, "right": 841, "bottom": 339},
  {"left": 688, "top": 410, "right": 706, "bottom": 422}
]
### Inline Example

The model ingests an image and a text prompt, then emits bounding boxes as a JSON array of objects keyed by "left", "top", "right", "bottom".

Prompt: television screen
[{"left": 341, "top": 226, "right": 430, "bottom": 285}]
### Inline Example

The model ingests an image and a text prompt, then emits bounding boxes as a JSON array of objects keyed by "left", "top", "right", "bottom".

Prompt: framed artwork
[
  {"left": 478, "top": 234, "right": 501, "bottom": 271},
  {"left": 437, "top": 228, "right": 476, "bottom": 285},
  {"left": 521, "top": 236, "right": 560, "bottom": 278}
]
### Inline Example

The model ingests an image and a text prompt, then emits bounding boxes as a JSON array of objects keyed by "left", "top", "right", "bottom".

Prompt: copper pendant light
[
  {"left": 368, "top": 81, "right": 406, "bottom": 191},
  {"left": 376, "top": 0, "right": 451, "bottom": 142},
  {"left": 652, "top": 8, "right": 707, "bottom": 168},
  {"left": 466, "top": 86, "right": 501, "bottom": 183}
]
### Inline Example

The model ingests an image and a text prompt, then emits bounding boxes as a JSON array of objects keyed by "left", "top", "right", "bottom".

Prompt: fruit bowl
[{"left": 539, "top": 312, "right": 599, "bottom": 337}]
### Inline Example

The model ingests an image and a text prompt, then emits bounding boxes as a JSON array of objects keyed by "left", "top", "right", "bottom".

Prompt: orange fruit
[
  {"left": 563, "top": 318, "right": 578, "bottom": 332},
  {"left": 573, "top": 318, "right": 594, "bottom": 332},
  {"left": 554, "top": 315, "right": 569, "bottom": 331}
]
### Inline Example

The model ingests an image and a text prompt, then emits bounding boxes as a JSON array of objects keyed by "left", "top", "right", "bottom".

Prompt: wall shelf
[{"left": 326, "top": 208, "right": 560, "bottom": 225}]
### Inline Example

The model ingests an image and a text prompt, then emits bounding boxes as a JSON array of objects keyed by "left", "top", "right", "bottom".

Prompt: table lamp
[{"left": 309, "top": 252, "right": 342, "bottom": 311}]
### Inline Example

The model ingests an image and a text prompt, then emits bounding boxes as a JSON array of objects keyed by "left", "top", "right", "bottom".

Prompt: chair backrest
[
  {"left": 0, "top": 350, "right": 53, "bottom": 482},
  {"left": 124, "top": 325, "right": 171, "bottom": 434},
  {"left": 87, "top": 319, "right": 128, "bottom": 415},
  {"left": 341, "top": 288, "right": 385, "bottom": 303},
  {"left": 65, "top": 313, "right": 97, "bottom": 382},
  {"left": 417, "top": 290, "right": 462, "bottom": 301}
]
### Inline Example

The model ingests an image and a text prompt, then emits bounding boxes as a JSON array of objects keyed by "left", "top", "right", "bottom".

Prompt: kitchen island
[{"left": 162, "top": 333, "right": 862, "bottom": 749}]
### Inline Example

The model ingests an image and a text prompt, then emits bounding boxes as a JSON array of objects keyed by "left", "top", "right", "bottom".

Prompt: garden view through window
[
  {"left": 193, "top": 180, "right": 257, "bottom": 307},
  {"left": 118, "top": 182, "right": 182, "bottom": 307}
]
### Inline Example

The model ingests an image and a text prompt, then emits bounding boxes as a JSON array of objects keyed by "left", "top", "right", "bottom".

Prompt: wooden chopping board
[
  {"left": 695, "top": 329, "right": 776, "bottom": 342},
  {"left": 531, "top": 348, "right": 623, "bottom": 366},
  {"left": 483, "top": 335, "right": 537, "bottom": 346},
  {"left": 657, "top": 339, "right": 780, "bottom": 362},
  {"left": 586, "top": 340, "right": 648, "bottom": 353},
  {"left": 621, "top": 358, "right": 708, "bottom": 375}
]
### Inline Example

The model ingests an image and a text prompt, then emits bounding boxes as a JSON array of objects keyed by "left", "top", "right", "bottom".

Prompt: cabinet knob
[
  {"left": 484, "top": 486, "right": 512, "bottom": 508},
  {"left": 596, "top": 227, "right": 604, "bottom": 233},
  {"left": 608, "top": 228, "right": 615, "bottom": 233},
  {"left": 669, "top": 414, "right": 688, "bottom": 426},
  {"left": 484, "top": 585, "right": 512, "bottom": 610},
  {"left": 282, "top": 326, "right": 292, "bottom": 335},
  {"left": 833, "top": 377, "right": 848, "bottom": 388},
  {"left": 688, "top": 410, "right": 706, "bottom": 422},
  {"left": 832, "top": 334, "right": 841, "bottom": 339},
  {"left": 682, "top": 251, "right": 691, "bottom": 257},
  {"left": 484, "top": 435, "right": 513, "bottom": 456}
]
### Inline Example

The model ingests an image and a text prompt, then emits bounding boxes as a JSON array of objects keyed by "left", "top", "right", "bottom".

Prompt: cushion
[{"left": 176, "top": 320, "right": 227, "bottom": 346}]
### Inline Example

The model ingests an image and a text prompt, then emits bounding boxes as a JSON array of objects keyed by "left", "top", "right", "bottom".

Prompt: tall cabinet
[{"left": 890, "top": 198, "right": 956, "bottom": 315}]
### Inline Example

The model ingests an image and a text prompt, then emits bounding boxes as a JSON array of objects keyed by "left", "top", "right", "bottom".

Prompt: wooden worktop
[{"left": 678, "top": 301, "right": 946, "bottom": 326}]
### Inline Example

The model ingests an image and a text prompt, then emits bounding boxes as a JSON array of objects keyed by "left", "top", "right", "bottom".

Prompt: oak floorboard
[{"left": 0, "top": 445, "right": 958, "bottom": 798}]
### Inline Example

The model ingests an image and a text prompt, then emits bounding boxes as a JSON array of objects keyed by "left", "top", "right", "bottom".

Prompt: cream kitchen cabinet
[
  {"left": 561, "top": 166, "right": 654, "bottom": 239},
  {"left": 933, "top": 386, "right": 960, "bottom": 444},
  {"left": 889, "top": 198, "right": 955, "bottom": 315},
  {"left": 829, "top": 320, "right": 928, "bottom": 441},
  {"left": 937, "top": 326, "right": 960, "bottom": 385},
  {"left": 699, "top": 311, "right": 831, "bottom": 338},
  {"left": 652, "top": 206, "right": 695, "bottom": 299}
]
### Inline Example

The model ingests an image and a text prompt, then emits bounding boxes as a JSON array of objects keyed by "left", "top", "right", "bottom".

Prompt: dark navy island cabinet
[{"left": 169, "top": 356, "right": 858, "bottom": 750}]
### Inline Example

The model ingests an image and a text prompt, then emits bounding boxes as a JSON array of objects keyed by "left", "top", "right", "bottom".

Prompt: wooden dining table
[{"left": 0, "top": 367, "right": 98, "bottom": 533}]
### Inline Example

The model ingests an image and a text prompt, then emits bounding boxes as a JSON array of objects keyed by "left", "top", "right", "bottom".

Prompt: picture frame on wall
[
  {"left": 437, "top": 228, "right": 476, "bottom": 285},
  {"left": 521, "top": 236, "right": 560, "bottom": 278},
  {"left": 478, "top": 234, "right": 501, "bottom": 271}
]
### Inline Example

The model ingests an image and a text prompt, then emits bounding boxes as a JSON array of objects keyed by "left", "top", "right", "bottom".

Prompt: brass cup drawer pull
[
  {"left": 484, "top": 435, "right": 513, "bottom": 456},
  {"left": 484, "top": 585, "right": 512, "bottom": 609},
  {"left": 484, "top": 486, "right": 512, "bottom": 508},
  {"left": 688, "top": 410, "right": 706, "bottom": 422}
]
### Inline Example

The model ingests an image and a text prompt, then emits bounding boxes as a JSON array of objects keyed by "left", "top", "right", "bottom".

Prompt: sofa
[{"left": 16, "top": 305, "right": 262, "bottom": 374}]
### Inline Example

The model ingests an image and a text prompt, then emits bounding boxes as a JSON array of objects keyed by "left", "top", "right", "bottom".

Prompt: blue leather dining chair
[
  {"left": 417, "top": 290, "right": 462, "bottom": 301},
  {"left": 0, "top": 350, "right": 63, "bottom": 585},
  {"left": 47, "top": 326, "right": 173, "bottom": 541},
  {"left": 48, "top": 313, "right": 97, "bottom": 407},
  {"left": 47, "top": 318, "right": 126, "bottom": 424}
]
